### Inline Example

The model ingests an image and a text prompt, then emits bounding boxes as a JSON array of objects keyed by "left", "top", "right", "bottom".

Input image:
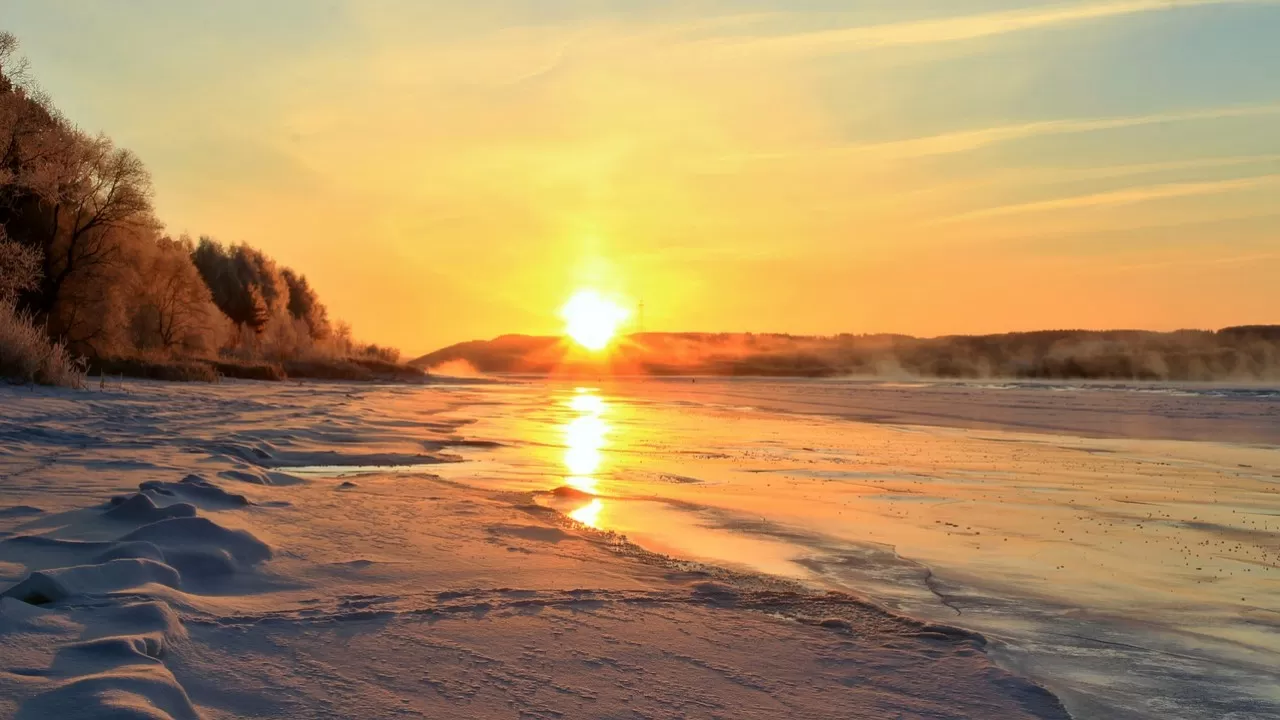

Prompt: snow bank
[{"left": 1, "top": 473, "right": 275, "bottom": 719}]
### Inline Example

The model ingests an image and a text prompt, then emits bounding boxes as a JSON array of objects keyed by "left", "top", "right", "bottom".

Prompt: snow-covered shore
[{"left": 0, "top": 381, "right": 1068, "bottom": 719}]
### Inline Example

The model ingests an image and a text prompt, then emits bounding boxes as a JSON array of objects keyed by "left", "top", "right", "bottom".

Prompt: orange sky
[{"left": 8, "top": 1, "right": 1280, "bottom": 355}]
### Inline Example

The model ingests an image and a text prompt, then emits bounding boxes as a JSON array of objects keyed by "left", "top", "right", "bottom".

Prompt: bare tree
[
  {"left": 132, "top": 235, "right": 222, "bottom": 352},
  {"left": 0, "top": 32, "right": 28, "bottom": 82},
  {"left": 33, "top": 134, "right": 154, "bottom": 317}
]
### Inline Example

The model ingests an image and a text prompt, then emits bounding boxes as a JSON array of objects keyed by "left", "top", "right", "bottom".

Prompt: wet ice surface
[{"left": 410, "top": 378, "right": 1280, "bottom": 719}]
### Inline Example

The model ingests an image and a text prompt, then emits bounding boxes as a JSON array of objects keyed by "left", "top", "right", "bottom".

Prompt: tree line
[{"left": 0, "top": 33, "right": 397, "bottom": 385}]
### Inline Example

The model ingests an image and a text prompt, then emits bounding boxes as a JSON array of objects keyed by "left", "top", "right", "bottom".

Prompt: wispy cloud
[
  {"left": 736, "top": 104, "right": 1280, "bottom": 165},
  {"left": 857, "top": 104, "right": 1280, "bottom": 159},
  {"left": 709, "top": 0, "right": 1280, "bottom": 56},
  {"left": 1104, "top": 249, "right": 1280, "bottom": 273},
  {"left": 1019, "top": 154, "right": 1280, "bottom": 184},
  {"left": 944, "top": 174, "right": 1280, "bottom": 222}
]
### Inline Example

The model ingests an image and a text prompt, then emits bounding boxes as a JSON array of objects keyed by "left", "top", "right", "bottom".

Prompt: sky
[{"left": 6, "top": 0, "right": 1280, "bottom": 355}]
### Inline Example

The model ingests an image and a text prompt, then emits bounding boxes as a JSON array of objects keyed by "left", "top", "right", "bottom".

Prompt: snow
[
  {"left": 3, "top": 377, "right": 1271, "bottom": 718},
  {"left": 5, "top": 376, "right": 1274, "bottom": 717}
]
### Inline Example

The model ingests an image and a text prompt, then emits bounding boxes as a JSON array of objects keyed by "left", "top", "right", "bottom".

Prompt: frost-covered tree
[
  {"left": 131, "top": 235, "right": 226, "bottom": 353},
  {"left": 0, "top": 230, "right": 39, "bottom": 302}
]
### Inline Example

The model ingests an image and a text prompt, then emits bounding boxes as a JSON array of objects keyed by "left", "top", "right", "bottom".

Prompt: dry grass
[
  {"left": 90, "top": 356, "right": 288, "bottom": 383},
  {"left": 0, "top": 301, "right": 87, "bottom": 387},
  {"left": 83, "top": 354, "right": 422, "bottom": 384},
  {"left": 92, "top": 356, "right": 220, "bottom": 383}
]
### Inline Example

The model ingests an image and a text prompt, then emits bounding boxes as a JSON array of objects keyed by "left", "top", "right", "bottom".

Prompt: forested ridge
[
  {"left": 0, "top": 33, "right": 407, "bottom": 385},
  {"left": 417, "top": 327, "right": 1280, "bottom": 381}
]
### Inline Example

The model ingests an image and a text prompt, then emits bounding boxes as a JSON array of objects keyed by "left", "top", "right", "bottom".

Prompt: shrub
[
  {"left": 210, "top": 360, "right": 286, "bottom": 381},
  {"left": 0, "top": 300, "right": 87, "bottom": 387},
  {"left": 0, "top": 236, "right": 40, "bottom": 303},
  {"left": 280, "top": 357, "right": 424, "bottom": 382}
]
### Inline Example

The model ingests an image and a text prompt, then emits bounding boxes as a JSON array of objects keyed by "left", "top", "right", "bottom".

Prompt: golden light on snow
[{"left": 560, "top": 290, "right": 630, "bottom": 351}]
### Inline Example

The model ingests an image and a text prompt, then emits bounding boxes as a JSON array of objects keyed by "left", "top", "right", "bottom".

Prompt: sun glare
[{"left": 560, "top": 290, "right": 630, "bottom": 351}]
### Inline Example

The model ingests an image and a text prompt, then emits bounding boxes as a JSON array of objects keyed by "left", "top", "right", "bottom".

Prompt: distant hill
[{"left": 412, "top": 327, "right": 1280, "bottom": 381}]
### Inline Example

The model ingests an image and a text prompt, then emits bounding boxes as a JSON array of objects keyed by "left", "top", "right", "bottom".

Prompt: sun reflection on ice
[
  {"left": 564, "top": 416, "right": 607, "bottom": 475},
  {"left": 565, "top": 476, "right": 598, "bottom": 494},
  {"left": 568, "top": 392, "right": 606, "bottom": 414},
  {"left": 569, "top": 499, "right": 604, "bottom": 527},
  {"left": 560, "top": 388, "right": 610, "bottom": 527}
]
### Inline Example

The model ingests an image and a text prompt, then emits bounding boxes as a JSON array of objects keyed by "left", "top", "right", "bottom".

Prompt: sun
[{"left": 560, "top": 290, "right": 630, "bottom": 351}]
